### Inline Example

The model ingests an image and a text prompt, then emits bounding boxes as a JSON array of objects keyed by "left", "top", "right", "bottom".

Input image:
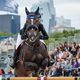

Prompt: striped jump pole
[{"left": 8, "top": 77, "right": 77, "bottom": 80}]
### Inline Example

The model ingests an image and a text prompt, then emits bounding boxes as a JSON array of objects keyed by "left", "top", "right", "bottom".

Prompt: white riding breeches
[
  {"left": 16, "top": 33, "right": 23, "bottom": 49},
  {"left": 40, "top": 40, "right": 45, "bottom": 44}
]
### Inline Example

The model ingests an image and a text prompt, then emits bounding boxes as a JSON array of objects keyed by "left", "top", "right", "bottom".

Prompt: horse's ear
[
  {"left": 35, "top": 7, "right": 39, "bottom": 14},
  {"left": 25, "top": 7, "right": 30, "bottom": 15}
]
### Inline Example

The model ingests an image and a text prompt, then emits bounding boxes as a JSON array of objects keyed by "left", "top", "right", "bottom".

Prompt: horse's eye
[
  {"left": 33, "top": 27, "right": 38, "bottom": 31},
  {"left": 27, "top": 28, "right": 31, "bottom": 31},
  {"left": 34, "top": 28, "right": 37, "bottom": 31}
]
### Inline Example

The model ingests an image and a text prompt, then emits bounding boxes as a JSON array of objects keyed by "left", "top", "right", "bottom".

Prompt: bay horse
[{"left": 14, "top": 7, "right": 49, "bottom": 77}]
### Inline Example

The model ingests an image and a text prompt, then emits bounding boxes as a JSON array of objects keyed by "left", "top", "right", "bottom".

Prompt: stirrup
[{"left": 10, "top": 64, "right": 15, "bottom": 69}]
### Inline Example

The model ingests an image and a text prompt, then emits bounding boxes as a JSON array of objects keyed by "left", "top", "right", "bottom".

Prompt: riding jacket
[{"left": 20, "top": 23, "right": 49, "bottom": 40}]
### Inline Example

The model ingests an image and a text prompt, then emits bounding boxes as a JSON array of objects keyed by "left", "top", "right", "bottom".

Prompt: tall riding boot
[{"left": 11, "top": 50, "right": 19, "bottom": 68}]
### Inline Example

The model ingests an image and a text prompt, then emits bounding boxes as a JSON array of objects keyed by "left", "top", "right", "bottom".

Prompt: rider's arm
[
  {"left": 39, "top": 23, "right": 49, "bottom": 40},
  {"left": 20, "top": 24, "right": 28, "bottom": 39},
  {"left": 20, "top": 24, "right": 26, "bottom": 35}
]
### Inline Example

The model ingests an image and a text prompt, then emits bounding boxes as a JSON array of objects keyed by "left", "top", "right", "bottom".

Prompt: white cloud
[
  {"left": 55, "top": 3, "right": 80, "bottom": 16},
  {"left": 54, "top": 0, "right": 80, "bottom": 28},
  {"left": 54, "top": 0, "right": 80, "bottom": 4}
]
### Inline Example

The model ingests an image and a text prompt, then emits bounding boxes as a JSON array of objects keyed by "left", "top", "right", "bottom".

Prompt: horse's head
[
  {"left": 26, "top": 25, "right": 39, "bottom": 42},
  {"left": 25, "top": 7, "right": 41, "bottom": 42}
]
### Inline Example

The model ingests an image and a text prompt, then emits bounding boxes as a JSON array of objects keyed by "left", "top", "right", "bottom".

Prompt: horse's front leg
[
  {"left": 24, "top": 62, "right": 39, "bottom": 70},
  {"left": 41, "top": 58, "right": 49, "bottom": 69}
]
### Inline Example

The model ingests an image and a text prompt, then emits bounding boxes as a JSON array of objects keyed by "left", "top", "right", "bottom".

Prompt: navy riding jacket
[{"left": 20, "top": 23, "right": 49, "bottom": 40}]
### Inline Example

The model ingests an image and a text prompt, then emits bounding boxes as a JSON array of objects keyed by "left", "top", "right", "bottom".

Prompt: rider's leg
[
  {"left": 12, "top": 50, "right": 18, "bottom": 68},
  {"left": 40, "top": 40, "right": 45, "bottom": 44},
  {"left": 16, "top": 33, "right": 23, "bottom": 49},
  {"left": 40, "top": 40, "right": 47, "bottom": 49},
  {"left": 11, "top": 33, "right": 23, "bottom": 68}
]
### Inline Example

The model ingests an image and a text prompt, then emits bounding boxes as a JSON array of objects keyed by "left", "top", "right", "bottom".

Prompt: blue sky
[{"left": 16, "top": 0, "right": 80, "bottom": 29}]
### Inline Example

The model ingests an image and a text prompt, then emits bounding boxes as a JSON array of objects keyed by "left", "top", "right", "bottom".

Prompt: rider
[{"left": 11, "top": 7, "right": 49, "bottom": 68}]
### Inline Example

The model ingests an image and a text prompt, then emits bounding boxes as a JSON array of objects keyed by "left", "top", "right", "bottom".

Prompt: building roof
[
  {"left": 0, "top": 0, "right": 18, "bottom": 13},
  {"left": 54, "top": 25, "right": 75, "bottom": 29},
  {"left": 0, "top": 11, "right": 19, "bottom": 15}
]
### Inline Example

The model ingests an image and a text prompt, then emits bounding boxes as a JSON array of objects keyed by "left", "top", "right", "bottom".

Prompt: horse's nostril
[
  {"left": 28, "top": 32, "right": 31, "bottom": 36},
  {"left": 34, "top": 32, "right": 37, "bottom": 36},
  {"left": 31, "top": 37, "right": 34, "bottom": 40}
]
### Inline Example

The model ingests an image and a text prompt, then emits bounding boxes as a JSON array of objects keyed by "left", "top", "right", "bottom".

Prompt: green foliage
[
  {"left": 63, "top": 30, "right": 74, "bottom": 37},
  {"left": 49, "top": 29, "right": 80, "bottom": 39},
  {"left": 0, "top": 32, "right": 16, "bottom": 36},
  {"left": 49, "top": 32, "right": 64, "bottom": 38},
  {"left": 44, "top": 38, "right": 55, "bottom": 45},
  {"left": 74, "top": 29, "right": 80, "bottom": 34},
  {"left": 45, "top": 29, "right": 80, "bottom": 45}
]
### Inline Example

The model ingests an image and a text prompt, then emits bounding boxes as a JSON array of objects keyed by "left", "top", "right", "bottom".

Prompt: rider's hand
[
  {"left": 21, "top": 34, "right": 27, "bottom": 40},
  {"left": 39, "top": 35, "right": 44, "bottom": 39}
]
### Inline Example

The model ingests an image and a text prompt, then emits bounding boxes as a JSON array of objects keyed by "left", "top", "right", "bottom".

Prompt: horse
[{"left": 14, "top": 7, "right": 49, "bottom": 77}]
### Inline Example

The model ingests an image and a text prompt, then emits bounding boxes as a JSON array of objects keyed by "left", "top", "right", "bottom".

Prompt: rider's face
[
  {"left": 26, "top": 19, "right": 31, "bottom": 24},
  {"left": 26, "top": 18, "right": 40, "bottom": 25},
  {"left": 33, "top": 18, "right": 40, "bottom": 25}
]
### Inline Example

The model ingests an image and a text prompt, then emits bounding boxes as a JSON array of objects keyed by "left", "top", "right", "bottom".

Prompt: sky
[
  {"left": 16, "top": 0, "right": 80, "bottom": 29},
  {"left": 54, "top": 0, "right": 80, "bottom": 29}
]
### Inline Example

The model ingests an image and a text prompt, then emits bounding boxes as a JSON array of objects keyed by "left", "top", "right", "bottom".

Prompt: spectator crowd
[{"left": 39, "top": 42, "right": 80, "bottom": 77}]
